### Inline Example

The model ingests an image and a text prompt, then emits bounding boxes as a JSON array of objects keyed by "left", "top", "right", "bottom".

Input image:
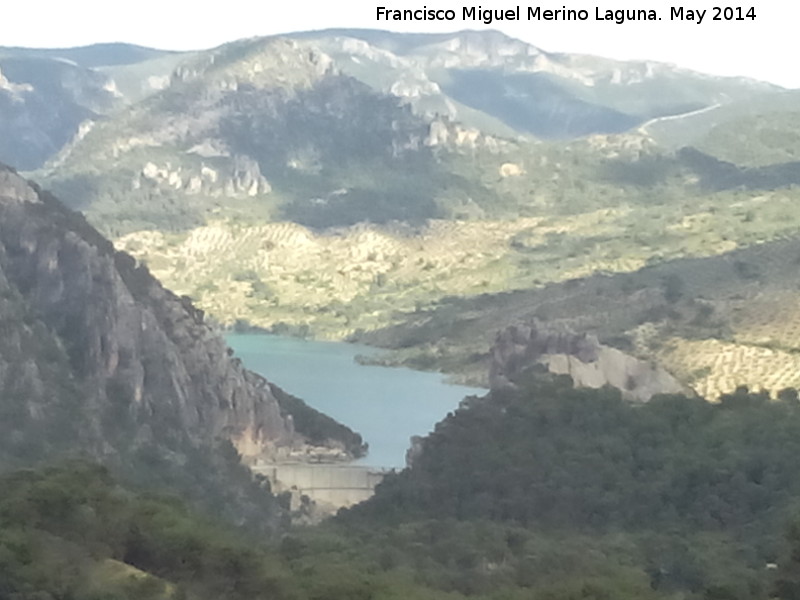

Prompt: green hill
[
  {"left": 11, "top": 380, "right": 800, "bottom": 600},
  {"left": 335, "top": 375, "right": 800, "bottom": 599}
]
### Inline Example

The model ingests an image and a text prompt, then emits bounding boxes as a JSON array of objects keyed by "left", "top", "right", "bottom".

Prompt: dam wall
[{"left": 252, "top": 463, "right": 388, "bottom": 509}]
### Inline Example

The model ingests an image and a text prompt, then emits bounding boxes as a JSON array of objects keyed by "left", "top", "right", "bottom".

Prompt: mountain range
[
  {"left": 2, "top": 27, "right": 799, "bottom": 402},
  {"left": 0, "top": 30, "right": 780, "bottom": 169}
]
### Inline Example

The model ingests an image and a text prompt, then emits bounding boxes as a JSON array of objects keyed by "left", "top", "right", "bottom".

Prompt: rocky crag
[
  {"left": 0, "top": 163, "right": 363, "bottom": 527},
  {"left": 489, "top": 321, "right": 689, "bottom": 402}
]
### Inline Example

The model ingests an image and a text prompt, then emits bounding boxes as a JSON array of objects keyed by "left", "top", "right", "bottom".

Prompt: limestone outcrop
[{"left": 490, "top": 321, "right": 689, "bottom": 402}]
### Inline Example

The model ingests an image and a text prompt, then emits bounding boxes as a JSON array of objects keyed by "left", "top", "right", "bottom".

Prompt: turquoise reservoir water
[{"left": 226, "top": 334, "right": 484, "bottom": 469}]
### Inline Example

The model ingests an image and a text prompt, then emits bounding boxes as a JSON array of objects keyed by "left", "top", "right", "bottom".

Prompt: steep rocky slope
[
  {"left": 489, "top": 322, "right": 688, "bottom": 402},
  {"left": 0, "top": 163, "right": 363, "bottom": 527},
  {"left": 0, "top": 162, "right": 364, "bottom": 458}
]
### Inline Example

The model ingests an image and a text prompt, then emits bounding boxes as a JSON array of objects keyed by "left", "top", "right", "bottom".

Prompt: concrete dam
[{"left": 252, "top": 463, "right": 388, "bottom": 509}]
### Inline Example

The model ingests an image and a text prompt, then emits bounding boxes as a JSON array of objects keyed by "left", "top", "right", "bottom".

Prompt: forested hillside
[
  {"left": 10, "top": 376, "right": 800, "bottom": 599},
  {"left": 336, "top": 374, "right": 800, "bottom": 599}
]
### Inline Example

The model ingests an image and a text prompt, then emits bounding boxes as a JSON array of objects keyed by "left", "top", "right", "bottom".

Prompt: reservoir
[{"left": 227, "top": 334, "right": 484, "bottom": 469}]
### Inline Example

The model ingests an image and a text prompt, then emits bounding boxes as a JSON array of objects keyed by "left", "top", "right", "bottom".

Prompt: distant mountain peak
[{"left": 171, "top": 36, "right": 334, "bottom": 90}]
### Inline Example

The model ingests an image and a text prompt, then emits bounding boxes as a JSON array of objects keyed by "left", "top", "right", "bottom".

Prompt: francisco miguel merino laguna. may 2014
[{"left": 376, "top": 6, "right": 742, "bottom": 24}]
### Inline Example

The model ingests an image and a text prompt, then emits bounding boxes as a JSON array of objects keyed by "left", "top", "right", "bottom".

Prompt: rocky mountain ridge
[
  {"left": 297, "top": 28, "right": 778, "bottom": 137},
  {"left": 0, "top": 28, "right": 781, "bottom": 173},
  {"left": 0, "top": 163, "right": 363, "bottom": 469}
]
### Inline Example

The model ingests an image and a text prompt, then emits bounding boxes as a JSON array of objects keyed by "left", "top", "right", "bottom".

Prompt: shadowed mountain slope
[{"left": 0, "top": 163, "right": 364, "bottom": 530}]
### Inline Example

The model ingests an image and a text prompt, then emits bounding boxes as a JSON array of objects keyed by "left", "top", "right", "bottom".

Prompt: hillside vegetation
[
  {"left": 357, "top": 235, "right": 800, "bottom": 397},
  {"left": 11, "top": 29, "right": 800, "bottom": 401},
  {"left": 11, "top": 377, "right": 800, "bottom": 599},
  {"left": 336, "top": 374, "right": 800, "bottom": 599},
  {"left": 113, "top": 135, "right": 800, "bottom": 357}
]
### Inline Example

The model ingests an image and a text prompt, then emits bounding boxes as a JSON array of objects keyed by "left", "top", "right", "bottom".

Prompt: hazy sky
[{"left": 4, "top": 0, "right": 797, "bottom": 88}]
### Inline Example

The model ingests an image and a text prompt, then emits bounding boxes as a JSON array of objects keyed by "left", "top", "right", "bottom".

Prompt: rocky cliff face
[
  {"left": 490, "top": 322, "right": 689, "bottom": 402},
  {"left": 0, "top": 164, "right": 359, "bottom": 463}
]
